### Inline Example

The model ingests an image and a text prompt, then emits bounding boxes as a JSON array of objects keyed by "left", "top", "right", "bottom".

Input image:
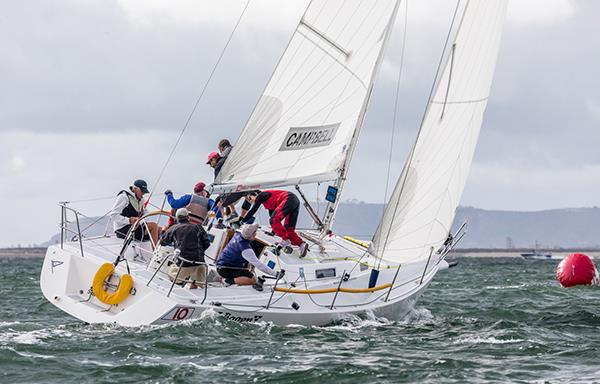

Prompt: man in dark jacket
[{"left": 160, "top": 208, "right": 212, "bottom": 289}]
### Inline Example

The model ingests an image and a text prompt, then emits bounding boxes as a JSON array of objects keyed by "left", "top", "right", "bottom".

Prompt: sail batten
[
  {"left": 213, "top": 0, "right": 399, "bottom": 194},
  {"left": 370, "top": 0, "right": 508, "bottom": 263}
]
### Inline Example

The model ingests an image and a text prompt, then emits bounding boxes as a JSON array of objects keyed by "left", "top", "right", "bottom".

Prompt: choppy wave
[{"left": 2, "top": 257, "right": 600, "bottom": 383}]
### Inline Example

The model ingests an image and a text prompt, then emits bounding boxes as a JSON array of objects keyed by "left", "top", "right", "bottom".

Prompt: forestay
[
  {"left": 370, "top": 0, "right": 508, "bottom": 263},
  {"left": 213, "top": 0, "right": 399, "bottom": 193}
]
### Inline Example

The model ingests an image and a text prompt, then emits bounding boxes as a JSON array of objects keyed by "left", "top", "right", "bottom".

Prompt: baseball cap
[
  {"left": 194, "top": 181, "right": 206, "bottom": 194},
  {"left": 133, "top": 179, "right": 149, "bottom": 194},
  {"left": 241, "top": 223, "right": 259, "bottom": 240},
  {"left": 176, "top": 208, "right": 189, "bottom": 218},
  {"left": 206, "top": 151, "right": 220, "bottom": 164}
]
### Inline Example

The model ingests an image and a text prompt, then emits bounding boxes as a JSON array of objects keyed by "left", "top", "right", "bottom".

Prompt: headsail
[
  {"left": 370, "top": 0, "right": 508, "bottom": 263},
  {"left": 213, "top": 0, "right": 400, "bottom": 193}
]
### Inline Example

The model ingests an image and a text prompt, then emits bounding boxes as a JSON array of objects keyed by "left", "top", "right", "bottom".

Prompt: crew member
[
  {"left": 164, "top": 181, "right": 218, "bottom": 227},
  {"left": 206, "top": 151, "right": 224, "bottom": 179},
  {"left": 217, "top": 223, "right": 280, "bottom": 287},
  {"left": 218, "top": 138, "right": 233, "bottom": 158},
  {"left": 160, "top": 208, "right": 211, "bottom": 289},
  {"left": 109, "top": 179, "right": 159, "bottom": 248},
  {"left": 240, "top": 190, "right": 308, "bottom": 257},
  {"left": 207, "top": 139, "right": 251, "bottom": 220}
]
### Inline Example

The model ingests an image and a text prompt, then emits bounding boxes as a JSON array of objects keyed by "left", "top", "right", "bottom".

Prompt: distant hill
[
  {"left": 44, "top": 204, "right": 600, "bottom": 249},
  {"left": 453, "top": 206, "right": 600, "bottom": 249},
  {"left": 299, "top": 204, "right": 600, "bottom": 249}
]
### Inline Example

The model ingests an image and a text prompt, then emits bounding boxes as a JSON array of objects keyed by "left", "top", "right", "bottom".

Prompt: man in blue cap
[{"left": 109, "top": 179, "right": 160, "bottom": 248}]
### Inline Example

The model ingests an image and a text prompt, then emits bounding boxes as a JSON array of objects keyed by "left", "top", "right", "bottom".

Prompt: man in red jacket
[{"left": 240, "top": 190, "right": 308, "bottom": 257}]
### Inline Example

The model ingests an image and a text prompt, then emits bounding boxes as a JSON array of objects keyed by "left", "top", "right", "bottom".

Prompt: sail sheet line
[{"left": 431, "top": 97, "right": 487, "bottom": 105}]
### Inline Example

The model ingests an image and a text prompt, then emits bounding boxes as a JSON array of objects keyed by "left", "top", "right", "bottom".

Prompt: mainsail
[
  {"left": 213, "top": 0, "right": 400, "bottom": 193},
  {"left": 370, "top": 0, "right": 508, "bottom": 263}
]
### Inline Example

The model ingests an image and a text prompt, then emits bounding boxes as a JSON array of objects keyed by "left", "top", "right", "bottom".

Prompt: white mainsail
[
  {"left": 370, "top": 0, "right": 508, "bottom": 263},
  {"left": 213, "top": 0, "right": 399, "bottom": 193}
]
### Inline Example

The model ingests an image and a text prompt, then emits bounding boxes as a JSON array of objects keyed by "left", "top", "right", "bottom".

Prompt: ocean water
[{"left": 1, "top": 257, "right": 599, "bottom": 384}]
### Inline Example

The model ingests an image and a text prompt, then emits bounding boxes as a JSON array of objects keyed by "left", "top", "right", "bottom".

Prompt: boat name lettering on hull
[
  {"left": 218, "top": 311, "right": 263, "bottom": 323},
  {"left": 279, "top": 123, "right": 340, "bottom": 151}
]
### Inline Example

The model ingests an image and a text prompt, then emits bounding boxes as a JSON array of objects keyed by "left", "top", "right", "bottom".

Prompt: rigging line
[
  {"left": 216, "top": 4, "right": 386, "bottom": 179},
  {"left": 63, "top": 196, "right": 115, "bottom": 204},
  {"left": 440, "top": 43, "right": 456, "bottom": 120},
  {"left": 79, "top": 209, "right": 112, "bottom": 235},
  {"left": 236, "top": 1, "right": 377, "bottom": 146},
  {"left": 374, "top": 0, "right": 463, "bottom": 262},
  {"left": 323, "top": 0, "right": 404, "bottom": 232},
  {"left": 146, "top": 0, "right": 251, "bottom": 202},
  {"left": 254, "top": 3, "right": 377, "bottom": 133},
  {"left": 276, "top": 2, "right": 387, "bottom": 132},
  {"left": 376, "top": 0, "right": 408, "bottom": 268},
  {"left": 256, "top": 0, "right": 365, "bottom": 122},
  {"left": 214, "top": 1, "right": 318, "bottom": 184}
]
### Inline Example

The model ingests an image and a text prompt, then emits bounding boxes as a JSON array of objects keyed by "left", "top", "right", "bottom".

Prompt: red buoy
[{"left": 556, "top": 253, "right": 599, "bottom": 288}]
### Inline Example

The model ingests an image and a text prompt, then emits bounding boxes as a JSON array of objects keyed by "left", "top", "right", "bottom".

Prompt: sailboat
[{"left": 40, "top": 0, "right": 508, "bottom": 326}]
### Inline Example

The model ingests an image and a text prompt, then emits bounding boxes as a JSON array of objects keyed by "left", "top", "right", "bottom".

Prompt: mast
[{"left": 321, "top": 0, "right": 403, "bottom": 234}]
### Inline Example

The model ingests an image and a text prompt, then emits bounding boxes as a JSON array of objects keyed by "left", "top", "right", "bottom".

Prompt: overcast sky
[{"left": 1, "top": 0, "right": 598, "bottom": 246}]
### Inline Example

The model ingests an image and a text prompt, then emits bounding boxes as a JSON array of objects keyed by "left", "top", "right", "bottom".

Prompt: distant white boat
[
  {"left": 40, "top": 0, "right": 508, "bottom": 326},
  {"left": 521, "top": 241, "right": 552, "bottom": 260}
]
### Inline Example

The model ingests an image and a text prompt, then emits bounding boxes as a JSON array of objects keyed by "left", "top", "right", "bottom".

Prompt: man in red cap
[
  {"left": 206, "top": 151, "right": 224, "bottom": 179},
  {"left": 164, "top": 181, "right": 217, "bottom": 228},
  {"left": 206, "top": 143, "right": 251, "bottom": 221}
]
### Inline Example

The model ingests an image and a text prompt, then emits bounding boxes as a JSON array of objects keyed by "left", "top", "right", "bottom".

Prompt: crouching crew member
[
  {"left": 109, "top": 179, "right": 160, "bottom": 249},
  {"left": 160, "top": 208, "right": 211, "bottom": 289},
  {"left": 241, "top": 190, "right": 308, "bottom": 257},
  {"left": 217, "top": 224, "right": 278, "bottom": 286}
]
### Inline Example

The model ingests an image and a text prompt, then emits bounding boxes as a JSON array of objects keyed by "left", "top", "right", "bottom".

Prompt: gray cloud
[{"left": 1, "top": 0, "right": 598, "bottom": 246}]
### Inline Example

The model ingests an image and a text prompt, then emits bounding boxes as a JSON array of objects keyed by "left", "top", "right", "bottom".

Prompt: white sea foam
[
  {"left": 0, "top": 327, "right": 74, "bottom": 346},
  {"left": 454, "top": 335, "right": 524, "bottom": 345},
  {"left": 14, "top": 350, "right": 56, "bottom": 360},
  {"left": 398, "top": 307, "right": 435, "bottom": 325},
  {"left": 76, "top": 359, "right": 115, "bottom": 367},
  {"left": 484, "top": 284, "right": 527, "bottom": 290},
  {"left": 0, "top": 321, "right": 22, "bottom": 327}
]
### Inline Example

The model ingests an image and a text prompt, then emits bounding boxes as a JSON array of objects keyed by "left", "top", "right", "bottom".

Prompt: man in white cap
[
  {"left": 216, "top": 223, "right": 281, "bottom": 288},
  {"left": 160, "top": 208, "right": 211, "bottom": 289}
]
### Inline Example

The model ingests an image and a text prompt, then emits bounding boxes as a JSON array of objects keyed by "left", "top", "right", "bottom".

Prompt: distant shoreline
[
  {"left": 449, "top": 248, "right": 600, "bottom": 259},
  {"left": 0, "top": 247, "right": 47, "bottom": 259},
  {"left": 2, "top": 247, "right": 600, "bottom": 259}
]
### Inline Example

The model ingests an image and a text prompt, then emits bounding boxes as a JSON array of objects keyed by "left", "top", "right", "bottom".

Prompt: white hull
[{"left": 40, "top": 227, "right": 446, "bottom": 327}]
